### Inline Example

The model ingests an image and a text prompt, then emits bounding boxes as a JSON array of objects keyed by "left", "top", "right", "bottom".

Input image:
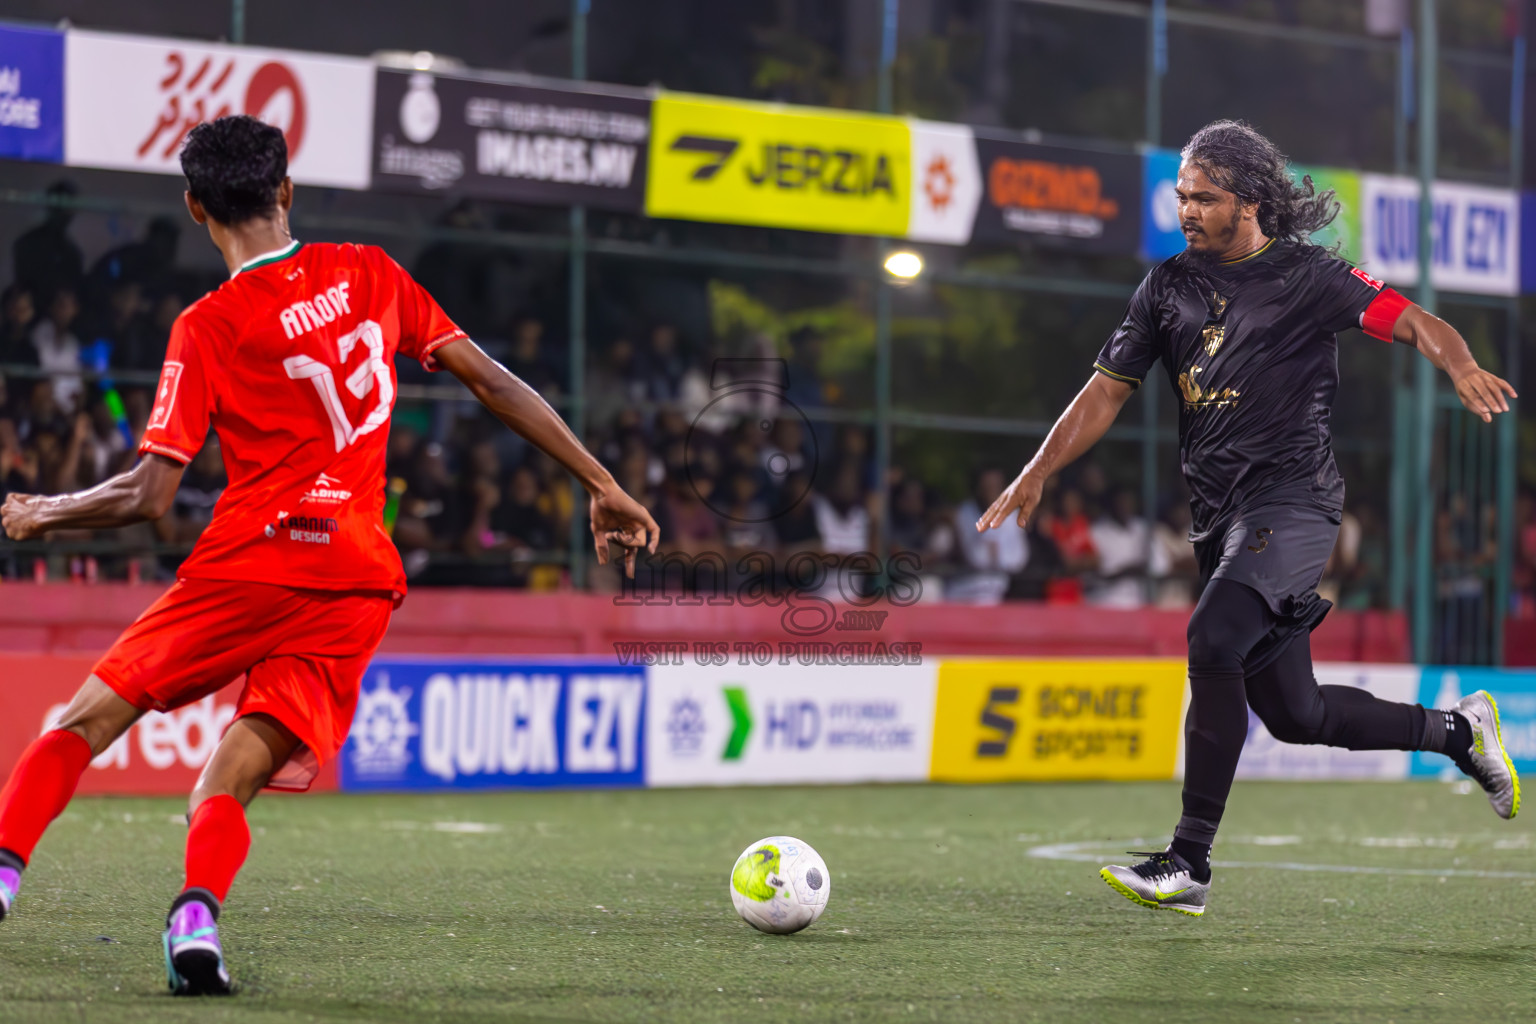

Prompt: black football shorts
[{"left": 1195, "top": 504, "right": 1341, "bottom": 673}]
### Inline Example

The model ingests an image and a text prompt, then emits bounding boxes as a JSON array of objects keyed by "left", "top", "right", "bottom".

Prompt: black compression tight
[{"left": 1176, "top": 579, "right": 1429, "bottom": 847}]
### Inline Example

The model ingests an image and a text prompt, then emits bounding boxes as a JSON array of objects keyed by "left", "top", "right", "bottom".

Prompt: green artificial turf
[{"left": 2, "top": 781, "right": 1534, "bottom": 1023}]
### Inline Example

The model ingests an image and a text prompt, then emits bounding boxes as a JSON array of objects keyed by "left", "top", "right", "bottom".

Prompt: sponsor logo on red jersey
[
  {"left": 146, "top": 361, "right": 183, "bottom": 431},
  {"left": 1350, "top": 266, "right": 1385, "bottom": 291},
  {"left": 301, "top": 472, "right": 353, "bottom": 506}
]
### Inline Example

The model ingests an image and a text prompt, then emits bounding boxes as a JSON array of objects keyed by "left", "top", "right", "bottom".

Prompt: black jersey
[{"left": 1094, "top": 238, "right": 1405, "bottom": 543}]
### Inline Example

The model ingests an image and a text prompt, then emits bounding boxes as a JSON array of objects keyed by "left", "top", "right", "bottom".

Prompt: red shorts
[{"left": 93, "top": 578, "right": 395, "bottom": 791}]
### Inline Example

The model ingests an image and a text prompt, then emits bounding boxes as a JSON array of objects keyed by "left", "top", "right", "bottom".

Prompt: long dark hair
[{"left": 1180, "top": 119, "right": 1338, "bottom": 247}]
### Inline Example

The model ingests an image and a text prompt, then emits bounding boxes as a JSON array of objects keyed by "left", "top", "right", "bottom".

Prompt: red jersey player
[{"left": 0, "top": 115, "right": 658, "bottom": 995}]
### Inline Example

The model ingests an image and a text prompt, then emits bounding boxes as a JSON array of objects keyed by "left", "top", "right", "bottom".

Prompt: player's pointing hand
[
  {"left": 1451, "top": 367, "right": 1518, "bottom": 424},
  {"left": 976, "top": 469, "right": 1044, "bottom": 533},
  {"left": 589, "top": 487, "right": 660, "bottom": 579}
]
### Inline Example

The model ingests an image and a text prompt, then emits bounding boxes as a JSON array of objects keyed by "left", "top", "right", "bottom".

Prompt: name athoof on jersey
[
  {"left": 279, "top": 282, "right": 353, "bottom": 340},
  {"left": 265, "top": 512, "right": 341, "bottom": 545}
]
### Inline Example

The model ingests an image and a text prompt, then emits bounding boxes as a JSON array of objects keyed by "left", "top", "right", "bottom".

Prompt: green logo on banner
[{"left": 722, "top": 686, "right": 753, "bottom": 760}]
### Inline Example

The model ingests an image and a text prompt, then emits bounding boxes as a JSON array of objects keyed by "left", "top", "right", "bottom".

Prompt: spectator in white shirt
[
  {"left": 1087, "top": 487, "right": 1163, "bottom": 608},
  {"left": 29, "top": 286, "right": 83, "bottom": 413},
  {"left": 812, "top": 462, "right": 871, "bottom": 555},
  {"left": 951, "top": 468, "right": 1029, "bottom": 604}
]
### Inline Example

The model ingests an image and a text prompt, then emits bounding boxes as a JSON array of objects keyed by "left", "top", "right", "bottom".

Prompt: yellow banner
[
  {"left": 930, "top": 660, "right": 1186, "bottom": 782},
  {"left": 646, "top": 93, "right": 910, "bottom": 237}
]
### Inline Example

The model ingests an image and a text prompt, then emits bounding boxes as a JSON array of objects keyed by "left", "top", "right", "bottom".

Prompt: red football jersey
[{"left": 141, "top": 241, "right": 467, "bottom": 592}]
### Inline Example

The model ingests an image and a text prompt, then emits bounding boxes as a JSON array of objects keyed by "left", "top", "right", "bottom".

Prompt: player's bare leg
[
  {"left": 165, "top": 713, "right": 300, "bottom": 996},
  {"left": 0, "top": 675, "right": 142, "bottom": 922}
]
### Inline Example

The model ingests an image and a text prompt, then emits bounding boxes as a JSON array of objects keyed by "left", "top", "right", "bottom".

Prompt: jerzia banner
[
  {"left": 372, "top": 68, "right": 650, "bottom": 211},
  {"left": 646, "top": 92, "right": 911, "bottom": 236}
]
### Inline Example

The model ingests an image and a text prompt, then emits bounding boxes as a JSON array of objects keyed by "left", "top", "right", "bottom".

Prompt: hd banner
[
  {"left": 337, "top": 658, "right": 646, "bottom": 791},
  {"left": 0, "top": 24, "right": 64, "bottom": 163},
  {"left": 646, "top": 92, "right": 910, "bottom": 237},
  {"left": 372, "top": 68, "right": 649, "bottom": 210},
  {"left": 972, "top": 136, "right": 1141, "bottom": 253},
  {"left": 63, "top": 29, "right": 373, "bottom": 189},
  {"left": 645, "top": 662, "right": 934, "bottom": 787}
]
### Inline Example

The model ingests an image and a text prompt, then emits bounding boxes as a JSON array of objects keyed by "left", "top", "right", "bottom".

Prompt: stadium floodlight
[{"left": 883, "top": 250, "right": 923, "bottom": 280}]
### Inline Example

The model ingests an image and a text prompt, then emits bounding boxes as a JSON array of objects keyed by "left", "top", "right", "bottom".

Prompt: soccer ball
[{"left": 729, "top": 835, "right": 830, "bottom": 934}]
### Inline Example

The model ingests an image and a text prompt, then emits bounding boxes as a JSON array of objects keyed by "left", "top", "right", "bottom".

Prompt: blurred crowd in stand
[{"left": 0, "top": 187, "right": 1517, "bottom": 617}]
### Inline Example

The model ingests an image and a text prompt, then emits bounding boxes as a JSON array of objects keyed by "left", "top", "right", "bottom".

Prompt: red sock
[
  {"left": 0, "top": 729, "right": 94, "bottom": 864},
  {"left": 183, "top": 795, "right": 250, "bottom": 903}
]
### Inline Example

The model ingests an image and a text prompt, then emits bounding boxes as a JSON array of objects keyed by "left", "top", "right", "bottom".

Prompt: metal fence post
[
  {"left": 873, "top": 0, "right": 898, "bottom": 575},
  {"left": 1412, "top": 0, "right": 1438, "bottom": 664},
  {"left": 568, "top": 0, "right": 591, "bottom": 588},
  {"left": 1495, "top": 28, "right": 1525, "bottom": 664}
]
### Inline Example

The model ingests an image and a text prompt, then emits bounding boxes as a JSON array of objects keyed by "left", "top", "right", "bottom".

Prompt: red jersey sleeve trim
[
  {"left": 138, "top": 440, "right": 196, "bottom": 464},
  {"left": 1360, "top": 287, "right": 1412, "bottom": 342},
  {"left": 418, "top": 329, "right": 470, "bottom": 371}
]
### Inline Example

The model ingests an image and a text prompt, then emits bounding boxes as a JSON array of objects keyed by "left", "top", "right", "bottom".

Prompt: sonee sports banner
[{"left": 372, "top": 68, "right": 650, "bottom": 211}]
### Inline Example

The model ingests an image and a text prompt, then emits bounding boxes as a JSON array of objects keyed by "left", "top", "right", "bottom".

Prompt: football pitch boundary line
[{"left": 1024, "top": 838, "right": 1536, "bottom": 880}]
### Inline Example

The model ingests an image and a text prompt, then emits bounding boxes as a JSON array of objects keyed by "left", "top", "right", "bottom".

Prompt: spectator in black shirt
[
  {"left": 1, "top": 286, "right": 38, "bottom": 367},
  {"left": 13, "top": 181, "right": 84, "bottom": 306}
]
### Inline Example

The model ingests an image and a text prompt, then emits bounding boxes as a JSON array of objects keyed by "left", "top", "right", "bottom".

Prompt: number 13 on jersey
[{"left": 283, "top": 320, "right": 394, "bottom": 452}]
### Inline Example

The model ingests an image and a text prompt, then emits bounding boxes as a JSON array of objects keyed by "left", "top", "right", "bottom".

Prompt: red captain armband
[{"left": 1359, "top": 287, "right": 1412, "bottom": 342}]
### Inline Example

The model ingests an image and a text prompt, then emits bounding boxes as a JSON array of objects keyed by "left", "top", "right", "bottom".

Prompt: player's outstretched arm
[
  {"left": 1392, "top": 305, "right": 1518, "bottom": 424},
  {"left": 432, "top": 338, "right": 660, "bottom": 577},
  {"left": 976, "top": 373, "right": 1134, "bottom": 533},
  {"left": 1, "top": 454, "right": 185, "bottom": 540}
]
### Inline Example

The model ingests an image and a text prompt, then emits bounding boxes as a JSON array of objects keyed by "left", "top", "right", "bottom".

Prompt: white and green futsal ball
[{"left": 729, "top": 835, "right": 830, "bottom": 934}]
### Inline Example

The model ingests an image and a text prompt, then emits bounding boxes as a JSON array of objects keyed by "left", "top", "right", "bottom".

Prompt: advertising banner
[
  {"left": 646, "top": 92, "right": 910, "bottom": 237},
  {"left": 64, "top": 29, "right": 373, "bottom": 190},
  {"left": 0, "top": 24, "right": 64, "bottom": 163},
  {"left": 1236, "top": 664, "right": 1419, "bottom": 780},
  {"left": 0, "top": 654, "right": 278, "bottom": 796},
  {"left": 906, "top": 120, "right": 981, "bottom": 245},
  {"left": 1141, "top": 147, "right": 1184, "bottom": 261},
  {"left": 1360, "top": 174, "right": 1519, "bottom": 296},
  {"left": 971, "top": 136, "right": 1141, "bottom": 253},
  {"left": 645, "top": 662, "right": 933, "bottom": 786},
  {"left": 372, "top": 69, "right": 649, "bottom": 210},
  {"left": 1411, "top": 668, "right": 1536, "bottom": 779},
  {"left": 337, "top": 658, "right": 646, "bottom": 791},
  {"left": 930, "top": 659, "right": 1186, "bottom": 782}
]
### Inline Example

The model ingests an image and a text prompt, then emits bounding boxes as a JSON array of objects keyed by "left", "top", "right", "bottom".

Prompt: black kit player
[{"left": 976, "top": 120, "right": 1520, "bottom": 916}]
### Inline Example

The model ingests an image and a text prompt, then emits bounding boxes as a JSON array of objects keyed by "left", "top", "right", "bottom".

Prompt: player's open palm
[
  {"left": 1452, "top": 368, "right": 1517, "bottom": 424},
  {"left": 590, "top": 488, "right": 660, "bottom": 578},
  {"left": 976, "top": 470, "right": 1043, "bottom": 532}
]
